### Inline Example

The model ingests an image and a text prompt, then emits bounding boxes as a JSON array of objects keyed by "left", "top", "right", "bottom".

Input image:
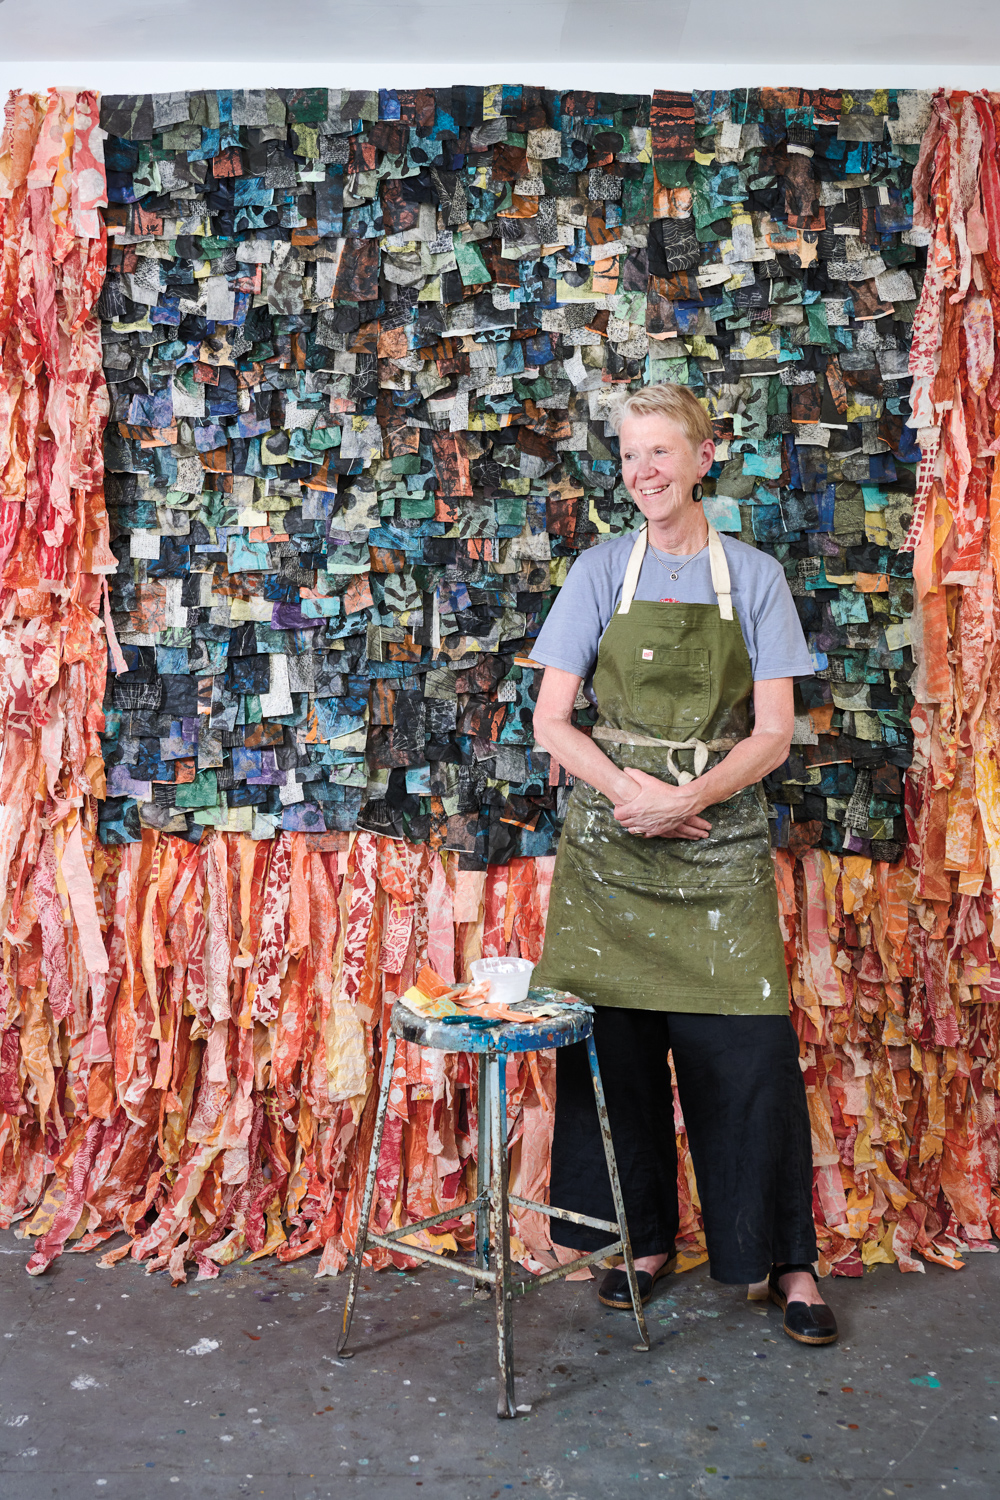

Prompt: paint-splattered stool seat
[{"left": 337, "top": 992, "right": 649, "bottom": 1418}]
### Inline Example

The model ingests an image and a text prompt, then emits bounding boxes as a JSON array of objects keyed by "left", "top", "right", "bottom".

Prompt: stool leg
[
  {"left": 585, "top": 1034, "right": 651, "bottom": 1353},
  {"left": 489, "top": 1050, "right": 517, "bottom": 1418},
  {"left": 474, "top": 1056, "right": 490, "bottom": 1296},
  {"left": 338, "top": 1030, "right": 397, "bottom": 1357}
]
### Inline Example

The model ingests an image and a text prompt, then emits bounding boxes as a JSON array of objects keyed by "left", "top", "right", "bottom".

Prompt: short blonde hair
[{"left": 611, "top": 383, "right": 714, "bottom": 449}]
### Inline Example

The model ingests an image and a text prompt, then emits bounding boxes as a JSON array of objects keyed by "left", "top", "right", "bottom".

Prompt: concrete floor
[{"left": 0, "top": 1229, "right": 996, "bottom": 1500}]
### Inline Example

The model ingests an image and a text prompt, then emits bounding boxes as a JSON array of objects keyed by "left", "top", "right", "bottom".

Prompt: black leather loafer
[
  {"left": 598, "top": 1251, "right": 678, "bottom": 1309},
  {"left": 768, "top": 1264, "right": 838, "bottom": 1345}
]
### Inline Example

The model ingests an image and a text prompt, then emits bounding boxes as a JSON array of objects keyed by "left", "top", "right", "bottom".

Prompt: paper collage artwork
[
  {"left": 96, "top": 86, "right": 930, "bottom": 865},
  {"left": 10, "top": 84, "right": 1000, "bottom": 1284}
]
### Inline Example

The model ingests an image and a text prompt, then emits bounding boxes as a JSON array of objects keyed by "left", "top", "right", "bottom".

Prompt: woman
[{"left": 530, "top": 383, "right": 837, "bottom": 1346}]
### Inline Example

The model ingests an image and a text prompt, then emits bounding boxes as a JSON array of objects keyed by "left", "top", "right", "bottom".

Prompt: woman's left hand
[{"left": 611, "top": 768, "right": 713, "bottom": 840}]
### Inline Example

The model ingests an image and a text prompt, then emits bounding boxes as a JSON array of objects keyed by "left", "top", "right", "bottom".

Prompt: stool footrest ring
[
  {"left": 360, "top": 1231, "right": 627, "bottom": 1295},
  {"left": 373, "top": 1195, "right": 487, "bottom": 1243},
  {"left": 375, "top": 1194, "right": 617, "bottom": 1244},
  {"left": 361, "top": 1233, "right": 498, "bottom": 1282},
  {"left": 515, "top": 1242, "right": 624, "bottom": 1290},
  {"left": 508, "top": 1194, "right": 618, "bottom": 1234}
]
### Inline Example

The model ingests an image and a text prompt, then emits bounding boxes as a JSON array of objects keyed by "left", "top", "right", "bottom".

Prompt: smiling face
[{"left": 619, "top": 413, "right": 715, "bottom": 526}]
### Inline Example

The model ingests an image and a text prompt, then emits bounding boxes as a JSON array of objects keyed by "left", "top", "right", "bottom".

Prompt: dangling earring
[{"left": 692, "top": 482, "right": 704, "bottom": 503}]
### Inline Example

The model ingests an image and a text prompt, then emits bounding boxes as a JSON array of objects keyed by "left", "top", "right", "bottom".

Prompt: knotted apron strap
[
  {"left": 593, "top": 727, "right": 735, "bottom": 754},
  {"left": 592, "top": 726, "right": 730, "bottom": 782},
  {"left": 592, "top": 726, "right": 743, "bottom": 796},
  {"left": 707, "top": 525, "right": 734, "bottom": 621},
  {"left": 616, "top": 525, "right": 647, "bottom": 615}
]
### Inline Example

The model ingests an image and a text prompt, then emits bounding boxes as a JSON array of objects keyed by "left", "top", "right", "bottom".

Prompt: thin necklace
[{"left": 647, "top": 539, "right": 706, "bottom": 583}]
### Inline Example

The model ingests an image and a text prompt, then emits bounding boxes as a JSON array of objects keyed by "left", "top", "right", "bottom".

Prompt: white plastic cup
[{"left": 469, "top": 957, "right": 535, "bottom": 1006}]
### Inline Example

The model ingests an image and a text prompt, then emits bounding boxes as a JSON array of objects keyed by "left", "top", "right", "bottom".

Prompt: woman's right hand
[{"left": 611, "top": 767, "right": 713, "bottom": 840}]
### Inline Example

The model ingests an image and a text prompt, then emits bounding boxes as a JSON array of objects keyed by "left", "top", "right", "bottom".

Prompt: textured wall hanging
[
  {"left": 93, "top": 85, "right": 923, "bottom": 864},
  {"left": 1, "top": 84, "right": 997, "bottom": 1282}
]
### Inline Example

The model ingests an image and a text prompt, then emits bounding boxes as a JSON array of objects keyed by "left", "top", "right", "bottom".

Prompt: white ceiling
[{"left": 1, "top": 0, "right": 999, "bottom": 90}]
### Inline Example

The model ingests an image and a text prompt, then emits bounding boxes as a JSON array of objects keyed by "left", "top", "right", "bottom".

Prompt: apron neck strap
[
  {"left": 707, "top": 525, "right": 734, "bottom": 621},
  {"left": 617, "top": 526, "right": 648, "bottom": 615},
  {"left": 617, "top": 523, "right": 734, "bottom": 620}
]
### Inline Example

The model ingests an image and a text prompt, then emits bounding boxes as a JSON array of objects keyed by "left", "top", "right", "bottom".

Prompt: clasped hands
[{"left": 611, "top": 767, "right": 712, "bottom": 841}]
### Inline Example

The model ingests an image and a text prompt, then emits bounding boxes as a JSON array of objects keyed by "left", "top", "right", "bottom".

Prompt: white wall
[{"left": 2, "top": 0, "right": 1000, "bottom": 92}]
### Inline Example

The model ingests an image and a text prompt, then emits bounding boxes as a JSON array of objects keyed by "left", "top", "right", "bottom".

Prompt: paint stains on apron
[{"left": 534, "top": 526, "right": 789, "bottom": 1014}]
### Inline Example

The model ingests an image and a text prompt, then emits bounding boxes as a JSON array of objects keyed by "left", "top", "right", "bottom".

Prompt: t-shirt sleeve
[
  {"left": 529, "top": 547, "right": 616, "bottom": 679},
  {"left": 746, "top": 556, "right": 815, "bottom": 680}
]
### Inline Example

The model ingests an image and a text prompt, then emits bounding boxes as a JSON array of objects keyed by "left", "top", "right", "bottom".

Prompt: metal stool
[{"left": 338, "top": 993, "right": 650, "bottom": 1418}]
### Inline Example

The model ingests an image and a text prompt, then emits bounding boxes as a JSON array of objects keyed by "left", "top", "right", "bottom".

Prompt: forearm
[
  {"left": 533, "top": 716, "right": 635, "bottom": 804},
  {"left": 684, "top": 729, "right": 789, "bottom": 813}
]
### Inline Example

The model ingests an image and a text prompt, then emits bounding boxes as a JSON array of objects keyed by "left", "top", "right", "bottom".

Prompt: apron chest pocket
[{"left": 631, "top": 645, "right": 711, "bottom": 731}]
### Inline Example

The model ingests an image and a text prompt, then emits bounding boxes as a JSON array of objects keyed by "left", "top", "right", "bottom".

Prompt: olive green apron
[{"left": 533, "top": 523, "right": 789, "bottom": 1015}]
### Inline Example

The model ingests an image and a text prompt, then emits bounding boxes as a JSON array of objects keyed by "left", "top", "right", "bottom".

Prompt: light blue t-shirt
[{"left": 532, "top": 530, "right": 814, "bottom": 690}]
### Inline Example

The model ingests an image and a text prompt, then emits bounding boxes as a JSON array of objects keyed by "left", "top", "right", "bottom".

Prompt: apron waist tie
[{"left": 592, "top": 725, "right": 738, "bottom": 785}]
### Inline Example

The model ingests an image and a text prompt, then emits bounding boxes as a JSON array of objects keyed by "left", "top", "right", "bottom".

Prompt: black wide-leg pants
[{"left": 549, "top": 1008, "right": 817, "bottom": 1284}]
